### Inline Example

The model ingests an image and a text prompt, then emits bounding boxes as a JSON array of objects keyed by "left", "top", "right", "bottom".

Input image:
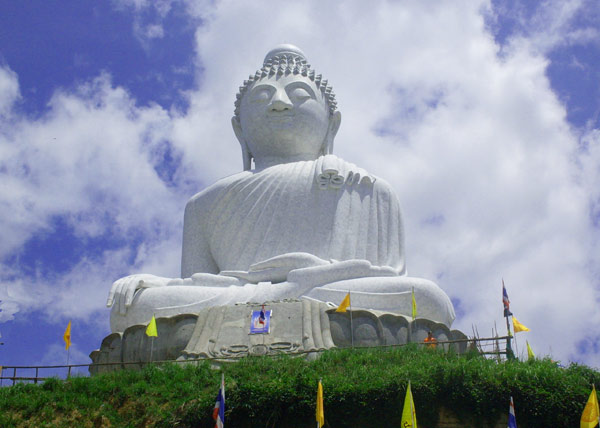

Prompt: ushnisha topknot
[{"left": 234, "top": 44, "right": 338, "bottom": 118}]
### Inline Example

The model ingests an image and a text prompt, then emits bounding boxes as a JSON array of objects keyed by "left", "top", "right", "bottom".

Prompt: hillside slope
[{"left": 0, "top": 346, "right": 598, "bottom": 427}]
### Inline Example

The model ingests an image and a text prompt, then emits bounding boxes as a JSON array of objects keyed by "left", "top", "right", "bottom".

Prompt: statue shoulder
[
  {"left": 185, "top": 171, "right": 253, "bottom": 211},
  {"left": 317, "top": 154, "right": 395, "bottom": 191},
  {"left": 316, "top": 155, "right": 399, "bottom": 203}
]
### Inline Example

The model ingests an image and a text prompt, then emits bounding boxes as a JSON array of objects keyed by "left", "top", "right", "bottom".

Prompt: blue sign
[{"left": 249, "top": 308, "right": 272, "bottom": 334}]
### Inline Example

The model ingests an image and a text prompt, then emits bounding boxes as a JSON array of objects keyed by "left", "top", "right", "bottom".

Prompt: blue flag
[{"left": 508, "top": 396, "right": 517, "bottom": 428}]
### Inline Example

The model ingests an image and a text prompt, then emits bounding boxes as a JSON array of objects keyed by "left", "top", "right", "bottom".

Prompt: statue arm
[
  {"left": 107, "top": 193, "right": 223, "bottom": 315},
  {"left": 107, "top": 274, "right": 171, "bottom": 315},
  {"left": 221, "top": 252, "right": 399, "bottom": 287},
  {"left": 220, "top": 252, "right": 330, "bottom": 283},
  {"left": 181, "top": 194, "right": 219, "bottom": 277}
]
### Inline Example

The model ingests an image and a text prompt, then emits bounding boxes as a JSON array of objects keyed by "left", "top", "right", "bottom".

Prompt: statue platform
[{"left": 90, "top": 299, "right": 467, "bottom": 374}]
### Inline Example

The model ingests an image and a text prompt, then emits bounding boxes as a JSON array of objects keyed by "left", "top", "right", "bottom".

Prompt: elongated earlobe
[
  {"left": 241, "top": 145, "right": 252, "bottom": 171},
  {"left": 322, "top": 111, "right": 342, "bottom": 155},
  {"left": 232, "top": 116, "right": 253, "bottom": 170}
]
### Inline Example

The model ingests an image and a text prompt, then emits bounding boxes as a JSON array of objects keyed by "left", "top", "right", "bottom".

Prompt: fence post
[
  {"left": 12, "top": 367, "right": 16, "bottom": 386},
  {"left": 35, "top": 367, "right": 39, "bottom": 384}
]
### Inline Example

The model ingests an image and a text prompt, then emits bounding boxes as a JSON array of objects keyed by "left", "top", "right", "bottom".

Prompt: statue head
[{"left": 232, "top": 44, "right": 342, "bottom": 170}]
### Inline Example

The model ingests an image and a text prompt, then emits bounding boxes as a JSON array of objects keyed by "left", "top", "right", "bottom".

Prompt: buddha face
[{"left": 233, "top": 74, "right": 341, "bottom": 168}]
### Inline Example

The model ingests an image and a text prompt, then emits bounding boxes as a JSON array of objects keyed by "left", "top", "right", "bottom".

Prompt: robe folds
[
  {"left": 182, "top": 155, "right": 406, "bottom": 277},
  {"left": 110, "top": 155, "right": 456, "bottom": 333}
]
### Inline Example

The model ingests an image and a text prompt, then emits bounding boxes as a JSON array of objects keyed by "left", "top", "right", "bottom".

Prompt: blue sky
[{"left": 0, "top": 0, "right": 599, "bottom": 372}]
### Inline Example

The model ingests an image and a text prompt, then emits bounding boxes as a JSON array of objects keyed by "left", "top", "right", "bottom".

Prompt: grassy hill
[{"left": 0, "top": 345, "right": 598, "bottom": 427}]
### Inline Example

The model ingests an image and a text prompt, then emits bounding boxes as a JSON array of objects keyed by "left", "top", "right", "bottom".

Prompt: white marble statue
[{"left": 107, "top": 45, "right": 456, "bottom": 333}]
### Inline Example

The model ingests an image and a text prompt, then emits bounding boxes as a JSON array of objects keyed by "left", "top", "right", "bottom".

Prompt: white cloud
[
  {"left": 38, "top": 342, "right": 90, "bottom": 370},
  {"left": 0, "top": 66, "right": 20, "bottom": 118},
  {"left": 493, "top": 0, "right": 600, "bottom": 55},
  {"left": 0, "top": 73, "right": 185, "bottom": 324},
  {"left": 135, "top": 22, "right": 165, "bottom": 40}
]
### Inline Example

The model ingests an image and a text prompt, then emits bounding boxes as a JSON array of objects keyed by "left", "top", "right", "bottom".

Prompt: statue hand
[
  {"left": 288, "top": 259, "right": 399, "bottom": 293},
  {"left": 107, "top": 274, "right": 169, "bottom": 315},
  {"left": 221, "top": 252, "right": 330, "bottom": 284},
  {"left": 318, "top": 155, "right": 375, "bottom": 189}
]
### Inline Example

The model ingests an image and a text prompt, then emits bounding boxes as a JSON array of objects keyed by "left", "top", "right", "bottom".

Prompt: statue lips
[{"left": 266, "top": 112, "right": 295, "bottom": 127}]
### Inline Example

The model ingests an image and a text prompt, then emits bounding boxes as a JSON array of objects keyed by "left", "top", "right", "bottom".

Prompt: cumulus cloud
[
  {"left": 2, "top": 0, "right": 599, "bottom": 368},
  {"left": 0, "top": 65, "right": 20, "bottom": 118},
  {"left": 490, "top": 0, "right": 600, "bottom": 54},
  {"left": 0, "top": 72, "right": 185, "bottom": 324}
]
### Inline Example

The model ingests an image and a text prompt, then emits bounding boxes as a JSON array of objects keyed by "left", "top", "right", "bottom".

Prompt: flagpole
[
  {"left": 317, "top": 377, "right": 322, "bottom": 428},
  {"left": 504, "top": 314, "right": 513, "bottom": 358},
  {"left": 411, "top": 287, "right": 415, "bottom": 343},
  {"left": 511, "top": 320, "right": 520, "bottom": 359},
  {"left": 349, "top": 290, "right": 354, "bottom": 349},
  {"left": 409, "top": 380, "right": 414, "bottom": 426},
  {"left": 66, "top": 347, "right": 70, "bottom": 367},
  {"left": 150, "top": 337, "right": 154, "bottom": 363},
  {"left": 503, "top": 280, "right": 515, "bottom": 360},
  {"left": 411, "top": 385, "right": 416, "bottom": 427}
]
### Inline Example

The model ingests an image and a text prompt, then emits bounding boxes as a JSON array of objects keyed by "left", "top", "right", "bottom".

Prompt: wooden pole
[
  {"left": 504, "top": 312, "right": 514, "bottom": 360},
  {"left": 349, "top": 291, "right": 354, "bottom": 348},
  {"left": 150, "top": 337, "right": 155, "bottom": 363}
]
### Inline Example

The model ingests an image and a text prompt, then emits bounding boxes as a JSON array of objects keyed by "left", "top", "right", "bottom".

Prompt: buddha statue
[{"left": 106, "top": 44, "right": 455, "bottom": 333}]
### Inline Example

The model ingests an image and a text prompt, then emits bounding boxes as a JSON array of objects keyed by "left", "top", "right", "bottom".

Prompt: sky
[{"left": 0, "top": 0, "right": 599, "bottom": 374}]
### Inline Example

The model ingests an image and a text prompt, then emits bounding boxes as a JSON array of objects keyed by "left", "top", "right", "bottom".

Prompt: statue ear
[
  {"left": 322, "top": 111, "right": 342, "bottom": 155},
  {"left": 232, "top": 116, "right": 252, "bottom": 171}
]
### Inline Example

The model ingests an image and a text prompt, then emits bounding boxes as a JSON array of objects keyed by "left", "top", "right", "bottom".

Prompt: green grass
[{"left": 0, "top": 346, "right": 598, "bottom": 427}]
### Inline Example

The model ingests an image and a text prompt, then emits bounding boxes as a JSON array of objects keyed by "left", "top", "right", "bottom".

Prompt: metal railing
[{"left": 0, "top": 335, "right": 511, "bottom": 386}]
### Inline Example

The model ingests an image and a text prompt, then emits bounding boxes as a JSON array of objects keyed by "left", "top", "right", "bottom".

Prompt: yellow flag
[
  {"left": 512, "top": 316, "right": 530, "bottom": 333},
  {"left": 336, "top": 293, "right": 350, "bottom": 313},
  {"left": 316, "top": 379, "right": 325, "bottom": 428},
  {"left": 526, "top": 340, "right": 535, "bottom": 361},
  {"left": 63, "top": 321, "right": 71, "bottom": 350},
  {"left": 581, "top": 385, "right": 600, "bottom": 428},
  {"left": 411, "top": 288, "right": 417, "bottom": 321},
  {"left": 401, "top": 381, "right": 418, "bottom": 428},
  {"left": 146, "top": 315, "right": 158, "bottom": 337}
]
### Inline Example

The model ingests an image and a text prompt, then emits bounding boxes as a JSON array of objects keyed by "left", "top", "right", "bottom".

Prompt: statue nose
[{"left": 268, "top": 90, "right": 293, "bottom": 111}]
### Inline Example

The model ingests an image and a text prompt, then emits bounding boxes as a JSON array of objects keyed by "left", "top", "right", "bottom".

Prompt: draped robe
[
  {"left": 110, "top": 155, "right": 455, "bottom": 332},
  {"left": 182, "top": 155, "right": 405, "bottom": 276}
]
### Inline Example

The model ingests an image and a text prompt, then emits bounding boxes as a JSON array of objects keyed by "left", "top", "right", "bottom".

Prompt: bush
[{"left": 0, "top": 348, "right": 597, "bottom": 427}]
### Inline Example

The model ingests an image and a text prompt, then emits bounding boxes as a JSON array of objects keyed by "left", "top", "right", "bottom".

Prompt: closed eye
[
  {"left": 251, "top": 88, "right": 272, "bottom": 102},
  {"left": 289, "top": 87, "right": 311, "bottom": 102}
]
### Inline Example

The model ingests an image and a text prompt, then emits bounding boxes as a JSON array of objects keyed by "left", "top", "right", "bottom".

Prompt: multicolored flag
[
  {"left": 258, "top": 305, "right": 266, "bottom": 325},
  {"left": 411, "top": 288, "right": 418, "bottom": 321},
  {"left": 508, "top": 396, "right": 518, "bottom": 428},
  {"left": 213, "top": 373, "right": 225, "bottom": 428},
  {"left": 316, "top": 379, "right": 324, "bottom": 428},
  {"left": 512, "top": 316, "right": 530, "bottom": 333},
  {"left": 63, "top": 321, "right": 71, "bottom": 350},
  {"left": 401, "top": 381, "right": 417, "bottom": 428},
  {"left": 146, "top": 315, "right": 158, "bottom": 337},
  {"left": 581, "top": 385, "right": 599, "bottom": 428},
  {"left": 502, "top": 280, "right": 512, "bottom": 317},
  {"left": 336, "top": 293, "right": 350, "bottom": 313}
]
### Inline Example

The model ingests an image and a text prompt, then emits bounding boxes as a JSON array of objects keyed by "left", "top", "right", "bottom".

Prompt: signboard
[{"left": 249, "top": 308, "right": 272, "bottom": 334}]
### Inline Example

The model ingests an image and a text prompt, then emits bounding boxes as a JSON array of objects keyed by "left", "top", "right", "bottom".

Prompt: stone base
[{"left": 90, "top": 298, "right": 467, "bottom": 375}]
